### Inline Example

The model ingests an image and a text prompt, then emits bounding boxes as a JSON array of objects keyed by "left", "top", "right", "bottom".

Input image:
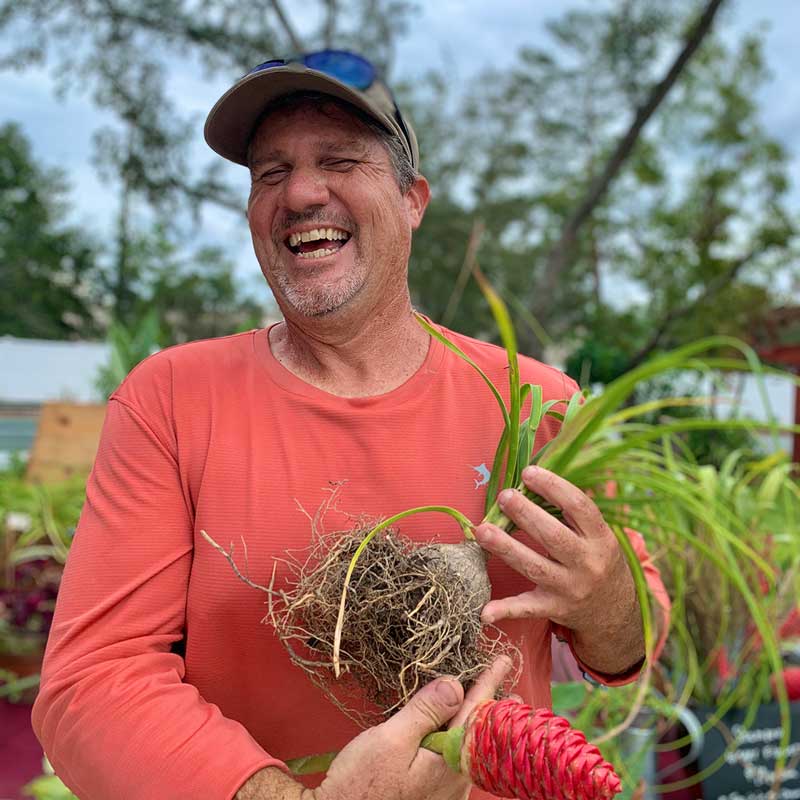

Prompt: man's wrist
[
  {"left": 235, "top": 766, "right": 307, "bottom": 800},
  {"left": 571, "top": 587, "right": 645, "bottom": 677}
]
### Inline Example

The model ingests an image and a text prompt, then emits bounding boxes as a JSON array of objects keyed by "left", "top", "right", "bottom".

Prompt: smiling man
[{"left": 32, "top": 51, "right": 669, "bottom": 800}]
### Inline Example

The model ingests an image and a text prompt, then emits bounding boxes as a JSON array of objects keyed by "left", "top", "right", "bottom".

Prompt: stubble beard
[{"left": 268, "top": 246, "right": 367, "bottom": 318}]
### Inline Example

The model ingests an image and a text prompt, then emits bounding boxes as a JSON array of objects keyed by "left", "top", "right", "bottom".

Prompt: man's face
[{"left": 247, "top": 103, "right": 429, "bottom": 320}]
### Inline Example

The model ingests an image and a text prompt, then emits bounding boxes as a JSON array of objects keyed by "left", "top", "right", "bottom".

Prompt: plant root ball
[{"left": 268, "top": 527, "right": 519, "bottom": 727}]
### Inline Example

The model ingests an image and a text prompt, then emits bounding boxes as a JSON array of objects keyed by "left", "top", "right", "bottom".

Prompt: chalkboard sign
[{"left": 697, "top": 702, "right": 800, "bottom": 800}]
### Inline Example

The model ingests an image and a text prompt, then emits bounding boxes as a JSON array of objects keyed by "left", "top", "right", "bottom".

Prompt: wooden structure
[{"left": 25, "top": 402, "right": 107, "bottom": 483}]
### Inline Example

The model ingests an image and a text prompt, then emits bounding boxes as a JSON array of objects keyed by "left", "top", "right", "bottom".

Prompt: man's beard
[{"left": 270, "top": 253, "right": 367, "bottom": 317}]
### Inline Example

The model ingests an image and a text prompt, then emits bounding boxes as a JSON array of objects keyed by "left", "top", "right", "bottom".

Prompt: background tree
[
  {"left": 0, "top": 122, "right": 104, "bottom": 339},
  {"left": 1, "top": 0, "right": 797, "bottom": 384},
  {"left": 408, "top": 0, "right": 797, "bottom": 381},
  {"left": 122, "top": 224, "right": 264, "bottom": 345},
  {"left": 0, "top": 122, "right": 263, "bottom": 343},
  {"left": 0, "top": 0, "right": 418, "bottom": 220}
]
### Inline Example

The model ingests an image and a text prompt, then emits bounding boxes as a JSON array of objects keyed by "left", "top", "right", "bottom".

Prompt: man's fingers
[
  {"left": 448, "top": 655, "right": 513, "bottom": 729},
  {"left": 382, "top": 677, "right": 464, "bottom": 744},
  {"left": 492, "top": 490, "right": 579, "bottom": 562},
  {"left": 481, "top": 590, "right": 554, "bottom": 625},
  {"left": 474, "top": 523, "right": 567, "bottom": 585},
  {"left": 521, "top": 465, "right": 607, "bottom": 536}
]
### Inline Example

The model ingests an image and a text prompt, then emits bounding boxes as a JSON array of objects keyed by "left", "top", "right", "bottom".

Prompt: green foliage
[
  {"left": 565, "top": 309, "right": 651, "bottom": 386},
  {"left": 0, "top": 472, "right": 86, "bottom": 567},
  {"left": 0, "top": 123, "right": 104, "bottom": 340},
  {"left": 93, "top": 220, "right": 267, "bottom": 396},
  {"left": 0, "top": 471, "right": 85, "bottom": 662},
  {"left": 94, "top": 309, "right": 161, "bottom": 398},
  {"left": 455, "top": 272, "right": 799, "bottom": 781},
  {"left": 658, "top": 451, "right": 800, "bottom": 706},
  {"left": 126, "top": 227, "right": 265, "bottom": 345},
  {"left": 23, "top": 760, "right": 78, "bottom": 800},
  {"left": 550, "top": 681, "right": 588, "bottom": 714}
]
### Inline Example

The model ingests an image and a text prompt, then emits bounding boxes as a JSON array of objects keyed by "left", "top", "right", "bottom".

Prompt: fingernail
[
  {"left": 436, "top": 679, "right": 461, "bottom": 706},
  {"left": 498, "top": 489, "right": 513, "bottom": 507},
  {"left": 474, "top": 524, "right": 491, "bottom": 542},
  {"left": 522, "top": 466, "right": 537, "bottom": 480}
]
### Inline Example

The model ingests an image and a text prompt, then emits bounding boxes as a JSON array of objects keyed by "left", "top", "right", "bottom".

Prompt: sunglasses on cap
[{"left": 245, "top": 50, "right": 414, "bottom": 162}]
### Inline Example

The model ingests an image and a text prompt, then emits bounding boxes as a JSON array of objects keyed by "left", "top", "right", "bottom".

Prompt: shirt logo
[{"left": 471, "top": 463, "right": 491, "bottom": 489}]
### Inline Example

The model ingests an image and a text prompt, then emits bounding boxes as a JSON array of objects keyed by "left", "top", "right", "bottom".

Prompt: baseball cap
[{"left": 204, "top": 50, "right": 419, "bottom": 170}]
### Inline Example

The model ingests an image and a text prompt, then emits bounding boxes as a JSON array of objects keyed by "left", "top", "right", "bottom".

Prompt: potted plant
[
  {"left": 651, "top": 450, "right": 800, "bottom": 798},
  {"left": 555, "top": 448, "right": 799, "bottom": 799}
]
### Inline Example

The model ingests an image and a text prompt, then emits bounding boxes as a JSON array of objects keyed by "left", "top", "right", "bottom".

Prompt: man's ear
[{"left": 404, "top": 175, "right": 431, "bottom": 230}]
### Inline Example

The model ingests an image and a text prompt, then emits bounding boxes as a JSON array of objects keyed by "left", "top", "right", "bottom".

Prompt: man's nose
[{"left": 282, "top": 167, "right": 330, "bottom": 211}]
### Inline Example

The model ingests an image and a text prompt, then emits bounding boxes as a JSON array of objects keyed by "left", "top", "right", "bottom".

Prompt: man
[{"left": 33, "top": 51, "right": 669, "bottom": 799}]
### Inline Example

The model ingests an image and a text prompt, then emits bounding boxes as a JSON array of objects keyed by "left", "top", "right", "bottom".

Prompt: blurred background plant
[
  {"left": 0, "top": 469, "right": 85, "bottom": 696},
  {"left": 656, "top": 450, "right": 799, "bottom": 706},
  {"left": 22, "top": 758, "right": 78, "bottom": 800},
  {"left": 556, "top": 443, "right": 800, "bottom": 798}
]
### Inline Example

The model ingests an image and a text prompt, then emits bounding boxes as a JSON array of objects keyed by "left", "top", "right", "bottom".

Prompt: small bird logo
[{"left": 472, "top": 463, "right": 491, "bottom": 489}]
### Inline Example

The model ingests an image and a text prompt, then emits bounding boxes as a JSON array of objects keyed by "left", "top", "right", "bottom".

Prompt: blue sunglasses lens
[
  {"left": 248, "top": 59, "right": 287, "bottom": 75},
  {"left": 303, "top": 51, "right": 375, "bottom": 90},
  {"left": 246, "top": 51, "right": 375, "bottom": 91}
]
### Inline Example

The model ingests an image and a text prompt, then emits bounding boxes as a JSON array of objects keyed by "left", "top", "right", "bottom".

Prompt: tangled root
[{"left": 266, "top": 525, "right": 520, "bottom": 728}]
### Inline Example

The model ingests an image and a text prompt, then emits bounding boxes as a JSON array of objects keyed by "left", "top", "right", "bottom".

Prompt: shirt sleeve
[
  {"left": 551, "top": 524, "right": 671, "bottom": 687},
  {"left": 31, "top": 394, "right": 286, "bottom": 799}
]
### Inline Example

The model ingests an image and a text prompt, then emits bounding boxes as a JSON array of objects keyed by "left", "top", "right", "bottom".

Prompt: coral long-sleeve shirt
[{"left": 33, "top": 325, "right": 669, "bottom": 800}]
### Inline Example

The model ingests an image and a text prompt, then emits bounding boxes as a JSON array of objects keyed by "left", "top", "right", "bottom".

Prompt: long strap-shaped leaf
[{"left": 415, "top": 313, "right": 510, "bottom": 430}]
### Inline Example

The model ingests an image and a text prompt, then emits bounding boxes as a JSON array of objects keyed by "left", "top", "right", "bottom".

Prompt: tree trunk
[{"left": 527, "top": 0, "right": 727, "bottom": 357}]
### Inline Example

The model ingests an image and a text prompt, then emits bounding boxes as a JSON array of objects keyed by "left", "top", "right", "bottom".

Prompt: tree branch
[
  {"left": 93, "top": 0, "right": 268, "bottom": 65},
  {"left": 323, "top": 0, "right": 337, "bottom": 49},
  {"left": 269, "top": 0, "right": 304, "bottom": 52},
  {"left": 531, "top": 0, "right": 727, "bottom": 326},
  {"left": 626, "top": 244, "right": 763, "bottom": 370}
]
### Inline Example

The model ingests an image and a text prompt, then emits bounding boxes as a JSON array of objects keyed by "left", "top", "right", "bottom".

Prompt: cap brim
[{"left": 204, "top": 65, "right": 411, "bottom": 168}]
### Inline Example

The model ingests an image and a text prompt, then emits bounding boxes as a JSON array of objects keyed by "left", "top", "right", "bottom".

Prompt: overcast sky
[{"left": 3, "top": 0, "right": 799, "bottom": 298}]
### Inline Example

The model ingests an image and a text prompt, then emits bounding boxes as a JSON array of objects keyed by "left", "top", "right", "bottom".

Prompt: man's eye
[
  {"left": 258, "top": 167, "right": 289, "bottom": 183},
  {"left": 326, "top": 159, "right": 357, "bottom": 170}
]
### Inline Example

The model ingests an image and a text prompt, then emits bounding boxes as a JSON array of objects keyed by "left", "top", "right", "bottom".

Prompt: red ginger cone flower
[{"left": 462, "top": 698, "right": 621, "bottom": 800}]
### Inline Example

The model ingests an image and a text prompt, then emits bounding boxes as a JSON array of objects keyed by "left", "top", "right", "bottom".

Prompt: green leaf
[
  {"left": 415, "top": 314, "right": 509, "bottom": 430},
  {"left": 551, "top": 681, "right": 588, "bottom": 713}
]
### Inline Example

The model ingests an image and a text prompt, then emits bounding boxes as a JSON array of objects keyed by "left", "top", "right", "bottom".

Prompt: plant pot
[{"left": 622, "top": 706, "right": 704, "bottom": 800}]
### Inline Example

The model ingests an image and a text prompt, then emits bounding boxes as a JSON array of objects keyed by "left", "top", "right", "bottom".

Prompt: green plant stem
[
  {"left": 286, "top": 727, "right": 466, "bottom": 776},
  {"left": 482, "top": 485, "right": 556, "bottom": 531},
  {"left": 286, "top": 751, "right": 339, "bottom": 776}
]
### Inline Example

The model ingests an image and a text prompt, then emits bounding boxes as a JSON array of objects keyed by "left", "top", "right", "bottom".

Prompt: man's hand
[
  {"left": 308, "top": 656, "right": 512, "bottom": 800},
  {"left": 474, "top": 465, "right": 644, "bottom": 677}
]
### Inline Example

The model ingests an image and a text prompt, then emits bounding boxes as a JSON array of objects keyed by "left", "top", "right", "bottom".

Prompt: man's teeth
[
  {"left": 296, "top": 247, "right": 338, "bottom": 259},
  {"left": 287, "top": 228, "right": 349, "bottom": 247}
]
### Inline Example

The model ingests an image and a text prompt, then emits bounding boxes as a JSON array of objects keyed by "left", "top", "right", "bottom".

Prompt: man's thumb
[{"left": 384, "top": 678, "right": 464, "bottom": 742}]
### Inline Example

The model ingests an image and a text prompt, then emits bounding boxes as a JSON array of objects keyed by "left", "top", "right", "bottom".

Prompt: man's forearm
[
  {"left": 236, "top": 767, "right": 310, "bottom": 800},
  {"left": 571, "top": 582, "right": 646, "bottom": 677}
]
